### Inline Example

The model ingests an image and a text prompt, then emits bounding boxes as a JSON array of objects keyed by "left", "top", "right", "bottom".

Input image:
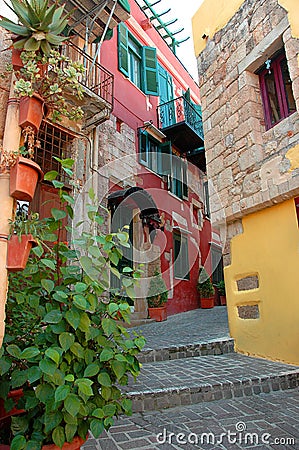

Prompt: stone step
[
  {"left": 124, "top": 353, "right": 299, "bottom": 412},
  {"left": 138, "top": 337, "right": 235, "bottom": 363}
]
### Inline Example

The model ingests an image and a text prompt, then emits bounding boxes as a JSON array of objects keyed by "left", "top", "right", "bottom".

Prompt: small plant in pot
[
  {"left": 197, "top": 267, "right": 215, "bottom": 309},
  {"left": 0, "top": 144, "right": 43, "bottom": 202},
  {"left": 1, "top": 0, "right": 85, "bottom": 128},
  {"left": 0, "top": 159, "right": 146, "bottom": 449},
  {"left": 147, "top": 270, "right": 168, "bottom": 322},
  {"left": 216, "top": 280, "right": 226, "bottom": 306},
  {"left": 7, "top": 211, "right": 49, "bottom": 272}
]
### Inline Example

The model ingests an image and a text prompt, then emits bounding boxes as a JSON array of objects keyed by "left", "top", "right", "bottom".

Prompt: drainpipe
[{"left": 0, "top": 79, "right": 21, "bottom": 347}]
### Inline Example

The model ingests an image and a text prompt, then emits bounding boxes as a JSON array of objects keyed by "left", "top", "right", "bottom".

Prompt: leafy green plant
[
  {"left": 0, "top": 0, "right": 70, "bottom": 54},
  {"left": 14, "top": 49, "right": 85, "bottom": 122},
  {"left": 0, "top": 159, "right": 145, "bottom": 448},
  {"left": 197, "top": 267, "right": 215, "bottom": 298},
  {"left": 147, "top": 269, "right": 168, "bottom": 308},
  {"left": 216, "top": 280, "right": 226, "bottom": 296}
]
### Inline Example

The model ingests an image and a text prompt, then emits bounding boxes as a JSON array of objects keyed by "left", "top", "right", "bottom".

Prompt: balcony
[
  {"left": 157, "top": 96, "right": 204, "bottom": 152},
  {"left": 59, "top": 0, "right": 130, "bottom": 43},
  {"left": 62, "top": 42, "right": 114, "bottom": 129}
]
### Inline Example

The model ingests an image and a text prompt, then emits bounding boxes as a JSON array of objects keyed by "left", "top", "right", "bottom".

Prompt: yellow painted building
[{"left": 193, "top": 0, "right": 299, "bottom": 364}]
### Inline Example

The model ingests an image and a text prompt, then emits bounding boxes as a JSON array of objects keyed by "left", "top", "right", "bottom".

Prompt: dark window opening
[
  {"left": 211, "top": 246, "right": 223, "bottom": 285},
  {"left": 259, "top": 50, "right": 296, "bottom": 130},
  {"left": 173, "top": 231, "right": 189, "bottom": 280}
]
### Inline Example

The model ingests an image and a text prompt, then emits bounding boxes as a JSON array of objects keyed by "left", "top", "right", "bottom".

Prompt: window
[
  {"left": 138, "top": 131, "right": 188, "bottom": 199},
  {"left": 173, "top": 232, "right": 189, "bottom": 279},
  {"left": 118, "top": 23, "right": 159, "bottom": 95},
  {"left": 259, "top": 50, "right": 296, "bottom": 130},
  {"left": 211, "top": 246, "right": 224, "bottom": 285},
  {"left": 203, "top": 181, "right": 210, "bottom": 218}
]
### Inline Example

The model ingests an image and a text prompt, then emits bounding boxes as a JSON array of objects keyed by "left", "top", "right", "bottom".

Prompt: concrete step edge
[
  {"left": 127, "top": 370, "right": 299, "bottom": 413},
  {"left": 138, "top": 337, "right": 235, "bottom": 363}
]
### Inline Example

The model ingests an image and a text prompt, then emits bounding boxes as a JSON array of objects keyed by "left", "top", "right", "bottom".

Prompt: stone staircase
[{"left": 124, "top": 336, "right": 299, "bottom": 413}]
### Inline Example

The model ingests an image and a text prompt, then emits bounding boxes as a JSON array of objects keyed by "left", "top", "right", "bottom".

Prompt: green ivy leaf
[
  {"left": 65, "top": 309, "right": 80, "bottom": 330},
  {"left": 20, "top": 347, "right": 40, "bottom": 360},
  {"left": 44, "top": 411, "right": 63, "bottom": 433},
  {"left": 35, "top": 384, "right": 54, "bottom": 403},
  {"left": 41, "top": 279, "right": 55, "bottom": 294},
  {"left": 52, "top": 180, "right": 65, "bottom": 188},
  {"left": 51, "top": 208, "right": 67, "bottom": 221},
  {"left": 44, "top": 170, "right": 59, "bottom": 181},
  {"left": 78, "top": 312, "right": 91, "bottom": 333},
  {"left": 10, "top": 435, "right": 26, "bottom": 450},
  {"left": 97, "top": 372, "right": 112, "bottom": 387},
  {"left": 100, "top": 348, "right": 114, "bottom": 362},
  {"left": 65, "top": 423, "right": 77, "bottom": 443},
  {"left": 102, "top": 318, "right": 118, "bottom": 337},
  {"left": 103, "top": 404, "right": 117, "bottom": 417},
  {"left": 59, "top": 332, "right": 75, "bottom": 352},
  {"left": 11, "top": 369, "right": 28, "bottom": 388},
  {"left": 121, "top": 398, "right": 132, "bottom": 414},
  {"left": 39, "top": 358, "right": 57, "bottom": 376},
  {"left": 6, "top": 344, "right": 21, "bottom": 359},
  {"left": 70, "top": 343, "right": 84, "bottom": 359},
  {"left": 27, "top": 367, "right": 42, "bottom": 383},
  {"left": 101, "top": 386, "right": 111, "bottom": 401},
  {"left": 92, "top": 408, "right": 104, "bottom": 418},
  {"left": 90, "top": 419, "right": 104, "bottom": 439},
  {"left": 41, "top": 259, "right": 56, "bottom": 270},
  {"left": 45, "top": 348, "right": 60, "bottom": 365},
  {"left": 83, "top": 363, "right": 100, "bottom": 378},
  {"left": 52, "top": 426, "right": 65, "bottom": 448},
  {"left": 64, "top": 394, "right": 81, "bottom": 417},
  {"left": 111, "top": 360, "right": 127, "bottom": 380},
  {"left": 108, "top": 303, "right": 119, "bottom": 315},
  {"left": 55, "top": 385, "right": 70, "bottom": 402},
  {"left": 65, "top": 374, "right": 74, "bottom": 382},
  {"left": 73, "top": 294, "right": 88, "bottom": 311},
  {"left": 0, "top": 358, "right": 12, "bottom": 376},
  {"left": 74, "top": 282, "right": 88, "bottom": 293},
  {"left": 44, "top": 310, "right": 62, "bottom": 324}
]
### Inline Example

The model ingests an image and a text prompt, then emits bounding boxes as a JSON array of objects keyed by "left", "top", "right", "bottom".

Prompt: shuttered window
[{"left": 118, "top": 24, "right": 159, "bottom": 96}]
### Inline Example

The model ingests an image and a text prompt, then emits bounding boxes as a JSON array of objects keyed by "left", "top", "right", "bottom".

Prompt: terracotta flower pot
[
  {"left": 7, "top": 234, "right": 37, "bottom": 272},
  {"left": 220, "top": 295, "right": 226, "bottom": 306},
  {"left": 0, "top": 436, "right": 86, "bottom": 450},
  {"left": 11, "top": 48, "right": 23, "bottom": 71},
  {"left": 148, "top": 306, "right": 167, "bottom": 322},
  {"left": 200, "top": 297, "right": 214, "bottom": 309},
  {"left": 10, "top": 156, "right": 43, "bottom": 202},
  {"left": 0, "top": 389, "right": 24, "bottom": 421},
  {"left": 19, "top": 94, "right": 45, "bottom": 132},
  {"left": 42, "top": 436, "right": 86, "bottom": 450}
]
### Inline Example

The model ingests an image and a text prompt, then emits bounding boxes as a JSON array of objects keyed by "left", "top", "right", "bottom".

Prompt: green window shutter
[
  {"left": 118, "top": 23, "right": 129, "bottom": 76},
  {"left": 142, "top": 46, "right": 159, "bottom": 96},
  {"left": 182, "top": 161, "right": 188, "bottom": 199},
  {"left": 158, "top": 141, "right": 172, "bottom": 176}
]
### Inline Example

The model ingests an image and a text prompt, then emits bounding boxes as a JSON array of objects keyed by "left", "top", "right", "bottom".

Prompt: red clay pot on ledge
[
  {"left": 7, "top": 234, "right": 37, "bottom": 272},
  {"left": 10, "top": 156, "right": 43, "bottom": 202},
  {"left": 148, "top": 306, "right": 167, "bottom": 322},
  {"left": 0, "top": 436, "right": 86, "bottom": 450},
  {"left": 19, "top": 93, "right": 45, "bottom": 132},
  {"left": 200, "top": 297, "right": 214, "bottom": 309}
]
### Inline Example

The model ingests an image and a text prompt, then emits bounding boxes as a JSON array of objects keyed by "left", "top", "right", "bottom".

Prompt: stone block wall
[{"left": 196, "top": 0, "right": 299, "bottom": 262}]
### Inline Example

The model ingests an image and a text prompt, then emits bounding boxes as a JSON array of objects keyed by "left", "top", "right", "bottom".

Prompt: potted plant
[
  {"left": 0, "top": 145, "right": 43, "bottom": 202},
  {"left": 147, "top": 270, "right": 168, "bottom": 321},
  {"left": 0, "top": 159, "right": 146, "bottom": 449},
  {"left": 197, "top": 267, "right": 215, "bottom": 309},
  {"left": 6, "top": 211, "right": 49, "bottom": 272},
  {"left": 1, "top": 0, "right": 85, "bottom": 128},
  {"left": 216, "top": 280, "right": 226, "bottom": 305}
]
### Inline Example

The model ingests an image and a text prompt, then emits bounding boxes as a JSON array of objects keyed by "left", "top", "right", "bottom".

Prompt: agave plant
[{"left": 0, "top": 0, "right": 70, "bottom": 54}]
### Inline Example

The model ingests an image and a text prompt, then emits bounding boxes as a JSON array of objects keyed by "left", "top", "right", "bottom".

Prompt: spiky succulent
[{"left": 0, "top": 0, "right": 70, "bottom": 54}]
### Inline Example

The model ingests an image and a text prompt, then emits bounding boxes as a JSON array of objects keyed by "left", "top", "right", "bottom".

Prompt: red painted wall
[{"left": 101, "top": 0, "right": 211, "bottom": 315}]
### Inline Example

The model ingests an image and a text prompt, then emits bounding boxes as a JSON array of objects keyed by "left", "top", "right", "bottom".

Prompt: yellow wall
[
  {"left": 278, "top": 0, "right": 299, "bottom": 38},
  {"left": 192, "top": 0, "right": 245, "bottom": 57},
  {"left": 225, "top": 199, "right": 299, "bottom": 365}
]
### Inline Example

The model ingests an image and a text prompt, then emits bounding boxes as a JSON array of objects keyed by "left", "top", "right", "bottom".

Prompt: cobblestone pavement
[
  {"left": 132, "top": 307, "right": 230, "bottom": 351},
  {"left": 83, "top": 389, "right": 299, "bottom": 449}
]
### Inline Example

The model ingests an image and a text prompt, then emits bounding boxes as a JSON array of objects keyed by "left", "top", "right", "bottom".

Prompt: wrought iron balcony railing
[
  {"left": 157, "top": 96, "right": 204, "bottom": 141},
  {"left": 61, "top": 41, "right": 114, "bottom": 109}
]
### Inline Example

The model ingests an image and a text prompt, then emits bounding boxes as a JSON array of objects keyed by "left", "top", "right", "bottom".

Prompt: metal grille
[{"left": 36, "top": 121, "right": 73, "bottom": 181}]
